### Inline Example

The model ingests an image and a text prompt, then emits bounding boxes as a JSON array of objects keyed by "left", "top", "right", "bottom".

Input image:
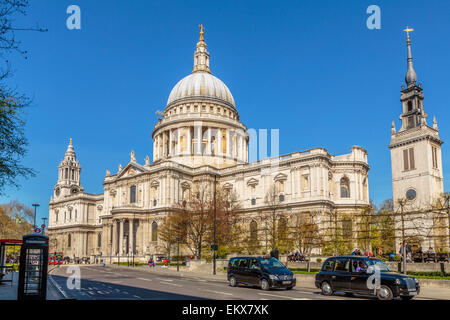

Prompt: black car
[
  {"left": 315, "top": 256, "right": 420, "bottom": 300},
  {"left": 227, "top": 256, "right": 296, "bottom": 291}
]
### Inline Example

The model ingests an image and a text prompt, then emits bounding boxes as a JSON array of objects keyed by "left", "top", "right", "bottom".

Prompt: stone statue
[
  {"left": 145, "top": 155, "right": 150, "bottom": 166},
  {"left": 106, "top": 169, "right": 110, "bottom": 176},
  {"left": 118, "top": 163, "right": 122, "bottom": 172},
  {"left": 130, "top": 150, "right": 136, "bottom": 162}
]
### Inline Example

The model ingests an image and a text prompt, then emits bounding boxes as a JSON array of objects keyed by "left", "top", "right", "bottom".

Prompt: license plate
[
  {"left": 282, "top": 281, "right": 291, "bottom": 285},
  {"left": 409, "top": 291, "right": 417, "bottom": 296}
]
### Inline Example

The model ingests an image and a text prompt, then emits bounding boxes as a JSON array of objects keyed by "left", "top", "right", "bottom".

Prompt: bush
[{"left": 316, "top": 258, "right": 322, "bottom": 263}]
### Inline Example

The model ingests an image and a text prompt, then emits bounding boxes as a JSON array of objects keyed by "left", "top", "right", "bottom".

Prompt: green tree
[{"left": 0, "top": 0, "right": 46, "bottom": 194}]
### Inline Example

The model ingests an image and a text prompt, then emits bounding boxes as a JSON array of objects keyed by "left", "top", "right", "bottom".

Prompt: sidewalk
[
  {"left": 0, "top": 273, "right": 17, "bottom": 300},
  {"left": 0, "top": 272, "right": 64, "bottom": 300}
]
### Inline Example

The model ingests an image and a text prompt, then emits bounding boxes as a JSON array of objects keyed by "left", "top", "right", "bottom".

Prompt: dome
[{"left": 166, "top": 71, "right": 235, "bottom": 108}]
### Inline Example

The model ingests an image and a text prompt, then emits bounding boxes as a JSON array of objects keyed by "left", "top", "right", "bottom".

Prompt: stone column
[
  {"left": 226, "top": 129, "right": 230, "bottom": 158},
  {"left": 207, "top": 127, "right": 212, "bottom": 155},
  {"left": 162, "top": 132, "right": 167, "bottom": 158},
  {"left": 130, "top": 218, "right": 134, "bottom": 254},
  {"left": 187, "top": 126, "right": 192, "bottom": 155},
  {"left": 196, "top": 125, "right": 202, "bottom": 155},
  {"left": 119, "top": 219, "right": 124, "bottom": 255},
  {"left": 112, "top": 221, "right": 117, "bottom": 254},
  {"left": 177, "top": 129, "right": 181, "bottom": 155},
  {"left": 218, "top": 130, "right": 223, "bottom": 156},
  {"left": 169, "top": 129, "right": 173, "bottom": 156}
]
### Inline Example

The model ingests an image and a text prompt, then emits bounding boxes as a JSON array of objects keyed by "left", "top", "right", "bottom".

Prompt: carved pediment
[
  {"left": 116, "top": 163, "right": 146, "bottom": 179},
  {"left": 150, "top": 180, "right": 160, "bottom": 188},
  {"left": 247, "top": 178, "right": 259, "bottom": 187},
  {"left": 222, "top": 182, "right": 233, "bottom": 190},
  {"left": 181, "top": 181, "right": 191, "bottom": 190},
  {"left": 273, "top": 173, "right": 287, "bottom": 182}
]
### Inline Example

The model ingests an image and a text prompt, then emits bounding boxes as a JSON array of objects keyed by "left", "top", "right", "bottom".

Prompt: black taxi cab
[
  {"left": 315, "top": 256, "right": 420, "bottom": 300},
  {"left": 227, "top": 256, "right": 296, "bottom": 291}
]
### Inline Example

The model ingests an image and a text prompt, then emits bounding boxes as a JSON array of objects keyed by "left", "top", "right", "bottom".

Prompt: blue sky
[{"left": 1, "top": 0, "right": 449, "bottom": 224}]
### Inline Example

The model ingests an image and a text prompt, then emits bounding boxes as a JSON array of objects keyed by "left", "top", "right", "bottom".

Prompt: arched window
[
  {"left": 250, "top": 221, "right": 258, "bottom": 241},
  {"left": 71, "top": 169, "right": 74, "bottom": 180},
  {"left": 340, "top": 177, "right": 350, "bottom": 198},
  {"left": 152, "top": 221, "right": 158, "bottom": 242},
  {"left": 130, "top": 185, "right": 136, "bottom": 203},
  {"left": 67, "top": 234, "right": 71, "bottom": 248},
  {"left": 407, "top": 101, "right": 413, "bottom": 112},
  {"left": 55, "top": 211, "right": 59, "bottom": 222},
  {"left": 97, "top": 233, "right": 101, "bottom": 248},
  {"left": 64, "top": 168, "right": 68, "bottom": 179}
]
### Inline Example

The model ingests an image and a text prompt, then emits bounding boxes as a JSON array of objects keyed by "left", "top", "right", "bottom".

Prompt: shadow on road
[{"left": 50, "top": 275, "right": 209, "bottom": 300}]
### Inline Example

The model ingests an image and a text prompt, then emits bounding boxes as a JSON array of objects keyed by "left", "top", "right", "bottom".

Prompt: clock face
[
  {"left": 406, "top": 189, "right": 417, "bottom": 200},
  {"left": 55, "top": 188, "right": 60, "bottom": 196},
  {"left": 71, "top": 188, "right": 78, "bottom": 194}
]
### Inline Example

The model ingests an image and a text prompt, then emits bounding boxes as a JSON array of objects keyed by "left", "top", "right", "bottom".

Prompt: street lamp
[
  {"left": 32, "top": 204, "right": 40, "bottom": 232},
  {"left": 213, "top": 174, "right": 217, "bottom": 275}
]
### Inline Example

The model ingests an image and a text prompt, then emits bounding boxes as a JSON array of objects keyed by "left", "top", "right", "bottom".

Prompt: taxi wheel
[
  {"left": 321, "top": 281, "right": 333, "bottom": 296},
  {"left": 229, "top": 276, "right": 237, "bottom": 287},
  {"left": 377, "top": 285, "right": 393, "bottom": 300},
  {"left": 260, "top": 279, "right": 270, "bottom": 291}
]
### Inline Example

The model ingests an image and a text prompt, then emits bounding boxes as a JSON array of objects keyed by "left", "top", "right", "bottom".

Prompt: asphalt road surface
[{"left": 48, "top": 265, "right": 433, "bottom": 300}]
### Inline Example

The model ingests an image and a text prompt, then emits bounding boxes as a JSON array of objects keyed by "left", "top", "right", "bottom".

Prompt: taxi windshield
[
  {"left": 259, "top": 257, "right": 285, "bottom": 269},
  {"left": 367, "top": 258, "right": 391, "bottom": 272}
]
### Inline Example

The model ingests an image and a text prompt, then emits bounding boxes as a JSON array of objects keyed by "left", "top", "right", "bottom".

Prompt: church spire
[
  {"left": 404, "top": 26, "right": 417, "bottom": 87},
  {"left": 192, "top": 24, "right": 211, "bottom": 74}
]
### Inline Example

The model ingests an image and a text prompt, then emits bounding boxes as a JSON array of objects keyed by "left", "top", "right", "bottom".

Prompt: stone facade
[{"left": 47, "top": 30, "right": 370, "bottom": 261}]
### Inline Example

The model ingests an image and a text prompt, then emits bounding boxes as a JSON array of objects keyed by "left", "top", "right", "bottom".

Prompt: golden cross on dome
[
  {"left": 403, "top": 26, "right": 414, "bottom": 40},
  {"left": 69, "top": 138, "right": 72, "bottom": 145},
  {"left": 199, "top": 24, "right": 204, "bottom": 41}
]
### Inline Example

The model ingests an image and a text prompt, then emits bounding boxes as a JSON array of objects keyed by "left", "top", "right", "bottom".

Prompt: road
[{"left": 47, "top": 265, "right": 444, "bottom": 301}]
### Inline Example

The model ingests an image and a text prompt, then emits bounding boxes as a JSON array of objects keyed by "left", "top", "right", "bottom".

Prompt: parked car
[
  {"left": 315, "top": 256, "right": 420, "bottom": 300},
  {"left": 227, "top": 256, "right": 296, "bottom": 291}
]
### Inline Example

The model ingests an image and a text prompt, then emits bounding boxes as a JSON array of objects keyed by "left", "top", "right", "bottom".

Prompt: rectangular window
[
  {"left": 409, "top": 148, "right": 415, "bottom": 170},
  {"left": 322, "top": 259, "right": 335, "bottom": 272},
  {"left": 403, "top": 149, "right": 409, "bottom": 171},
  {"left": 335, "top": 259, "right": 350, "bottom": 272},
  {"left": 403, "top": 148, "right": 415, "bottom": 171},
  {"left": 432, "top": 146, "right": 438, "bottom": 169}
]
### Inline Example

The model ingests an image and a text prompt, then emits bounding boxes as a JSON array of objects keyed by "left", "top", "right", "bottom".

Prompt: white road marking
[
  {"left": 160, "top": 281, "right": 182, "bottom": 287},
  {"left": 202, "top": 289, "right": 233, "bottom": 296},
  {"left": 258, "top": 293, "right": 311, "bottom": 300},
  {"left": 138, "top": 278, "right": 152, "bottom": 281},
  {"left": 133, "top": 295, "right": 142, "bottom": 299}
]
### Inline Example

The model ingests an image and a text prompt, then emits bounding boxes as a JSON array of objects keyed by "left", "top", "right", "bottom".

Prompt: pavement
[
  {"left": 0, "top": 271, "right": 63, "bottom": 300},
  {"left": 46, "top": 264, "right": 450, "bottom": 300}
]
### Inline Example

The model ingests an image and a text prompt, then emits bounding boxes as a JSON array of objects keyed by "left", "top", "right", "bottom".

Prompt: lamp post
[
  {"left": 213, "top": 174, "right": 217, "bottom": 275},
  {"left": 32, "top": 204, "right": 40, "bottom": 232},
  {"left": 132, "top": 213, "right": 135, "bottom": 267}
]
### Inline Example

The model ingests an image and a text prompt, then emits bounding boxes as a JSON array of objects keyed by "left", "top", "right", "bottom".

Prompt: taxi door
[
  {"left": 331, "top": 258, "right": 351, "bottom": 291},
  {"left": 350, "top": 259, "right": 371, "bottom": 294}
]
